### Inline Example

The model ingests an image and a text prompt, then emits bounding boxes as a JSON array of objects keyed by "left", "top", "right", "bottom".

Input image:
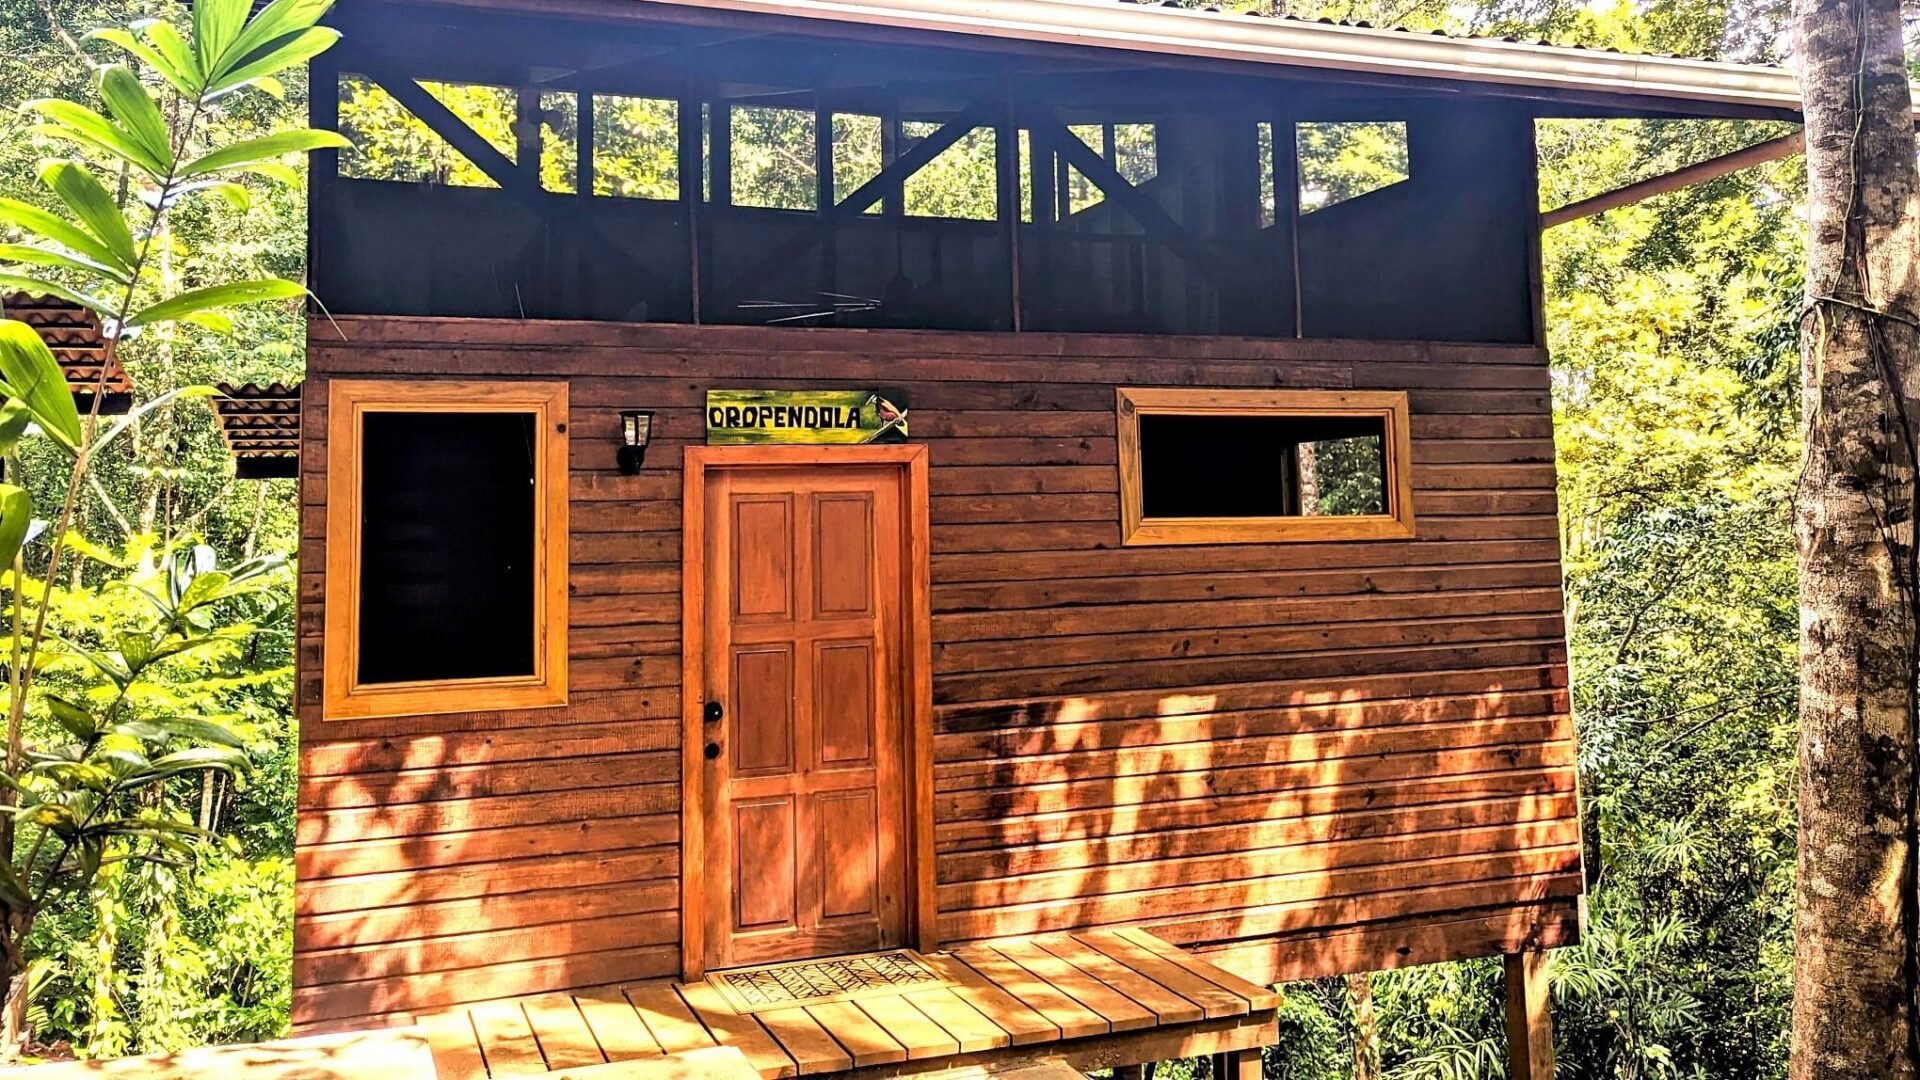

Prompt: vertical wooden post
[{"left": 1503, "top": 950, "right": 1555, "bottom": 1080}]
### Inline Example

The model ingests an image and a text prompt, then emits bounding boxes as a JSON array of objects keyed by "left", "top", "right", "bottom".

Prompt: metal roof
[{"left": 629, "top": 0, "right": 1812, "bottom": 115}]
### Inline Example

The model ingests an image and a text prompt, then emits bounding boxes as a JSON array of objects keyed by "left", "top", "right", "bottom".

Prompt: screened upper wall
[{"left": 309, "top": 2, "right": 1540, "bottom": 344}]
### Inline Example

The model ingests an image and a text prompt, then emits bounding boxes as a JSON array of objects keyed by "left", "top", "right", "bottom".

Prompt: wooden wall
[{"left": 294, "top": 316, "right": 1580, "bottom": 1031}]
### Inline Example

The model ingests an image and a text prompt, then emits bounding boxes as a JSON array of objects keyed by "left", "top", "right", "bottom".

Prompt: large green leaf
[
  {"left": 194, "top": 0, "right": 252, "bottom": 80},
  {"left": 182, "top": 128, "right": 350, "bottom": 178},
  {"left": 150, "top": 716, "right": 247, "bottom": 749},
  {"left": 214, "top": 0, "right": 335, "bottom": 82},
  {"left": 206, "top": 26, "right": 341, "bottom": 96},
  {"left": 0, "top": 197, "right": 132, "bottom": 277},
  {"left": 0, "top": 242, "right": 132, "bottom": 287},
  {"left": 39, "top": 163, "right": 139, "bottom": 273},
  {"left": 0, "top": 320, "right": 81, "bottom": 448},
  {"left": 0, "top": 274, "right": 114, "bottom": 321},
  {"left": 98, "top": 66, "right": 173, "bottom": 175},
  {"left": 24, "top": 100, "right": 166, "bottom": 179},
  {"left": 125, "top": 278, "right": 303, "bottom": 329},
  {"left": 143, "top": 21, "right": 206, "bottom": 94},
  {"left": 43, "top": 696, "right": 97, "bottom": 744},
  {"left": 0, "top": 400, "right": 34, "bottom": 457},
  {"left": 0, "top": 484, "right": 30, "bottom": 578},
  {"left": 86, "top": 28, "right": 196, "bottom": 98}
]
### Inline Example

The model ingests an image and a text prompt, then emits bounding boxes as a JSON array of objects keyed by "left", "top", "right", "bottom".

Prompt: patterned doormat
[{"left": 704, "top": 950, "right": 951, "bottom": 1014}]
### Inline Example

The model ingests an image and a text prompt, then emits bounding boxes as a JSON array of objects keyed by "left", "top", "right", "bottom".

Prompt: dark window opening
[
  {"left": 1296, "top": 121, "right": 1409, "bottom": 213},
  {"left": 356, "top": 411, "right": 538, "bottom": 685},
  {"left": 1138, "top": 413, "right": 1388, "bottom": 519}
]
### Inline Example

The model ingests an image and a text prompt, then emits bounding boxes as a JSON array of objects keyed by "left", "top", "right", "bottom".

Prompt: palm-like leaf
[
  {"left": 0, "top": 197, "right": 134, "bottom": 283},
  {"left": 0, "top": 319, "right": 83, "bottom": 448},
  {"left": 125, "top": 278, "right": 305, "bottom": 330},
  {"left": 181, "top": 129, "right": 351, "bottom": 179},
  {"left": 97, "top": 65, "right": 174, "bottom": 175},
  {"left": 24, "top": 100, "right": 166, "bottom": 180},
  {"left": 0, "top": 485, "right": 31, "bottom": 578},
  {"left": 39, "top": 162, "right": 138, "bottom": 272}
]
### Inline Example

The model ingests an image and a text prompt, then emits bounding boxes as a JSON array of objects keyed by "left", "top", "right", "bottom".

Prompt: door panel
[
  {"left": 703, "top": 464, "right": 908, "bottom": 969},
  {"left": 817, "top": 790, "right": 880, "bottom": 919},
  {"left": 815, "top": 641, "right": 875, "bottom": 767},
  {"left": 734, "top": 797, "right": 797, "bottom": 930},
  {"left": 731, "top": 646, "right": 794, "bottom": 776}
]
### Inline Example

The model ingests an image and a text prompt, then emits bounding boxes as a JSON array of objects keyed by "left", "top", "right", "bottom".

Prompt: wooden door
[{"left": 700, "top": 464, "right": 909, "bottom": 969}]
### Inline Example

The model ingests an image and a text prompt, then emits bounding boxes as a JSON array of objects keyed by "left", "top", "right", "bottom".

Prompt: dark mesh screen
[
  {"left": 1139, "top": 413, "right": 1387, "bottom": 519},
  {"left": 357, "top": 411, "right": 538, "bottom": 684}
]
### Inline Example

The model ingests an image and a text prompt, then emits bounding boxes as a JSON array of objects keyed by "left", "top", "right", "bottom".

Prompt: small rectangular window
[
  {"left": 832, "top": 112, "right": 885, "bottom": 215},
  {"left": 337, "top": 75, "right": 516, "bottom": 189},
  {"left": 592, "top": 95, "right": 681, "bottom": 200},
  {"left": 1116, "top": 388, "right": 1414, "bottom": 545},
  {"left": 1296, "top": 121, "right": 1410, "bottom": 213},
  {"left": 324, "top": 380, "right": 569, "bottom": 720},
  {"left": 731, "top": 105, "right": 816, "bottom": 210},
  {"left": 902, "top": 120, "right": 997, "bottom": 221}
]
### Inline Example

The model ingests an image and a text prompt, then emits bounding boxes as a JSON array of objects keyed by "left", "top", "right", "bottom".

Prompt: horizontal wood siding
[{"left": 295, "top": 318, "right": 1577, "bottom": 1030}]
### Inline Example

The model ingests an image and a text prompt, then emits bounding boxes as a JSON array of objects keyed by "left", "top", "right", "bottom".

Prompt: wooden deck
[
  {"left": 422, "top": 929, "right": 1280, "bottom": 1079},
  {"left": 0, "top": 1028, "right": 435, "bottom": 1079}
]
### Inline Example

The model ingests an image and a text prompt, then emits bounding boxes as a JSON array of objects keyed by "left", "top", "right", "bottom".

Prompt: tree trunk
[
  {"left": 1347, "top": 971, "right": 1378, "bottom": 1080},
  {"left": 1790, "top": 0, "right": 1920, "bottom": 1075}
]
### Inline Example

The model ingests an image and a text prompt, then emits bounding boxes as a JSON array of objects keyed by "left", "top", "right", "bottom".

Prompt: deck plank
[
  {"left": 990, "top": 940, "right": 1157, "bottom": 1033},
  {"left": 626, "top": 983, "right": 721, "bottom": 1055},
  {"left": 856, "top": 995, "right": 961, "bottom": 1059},
  {"left": 470, "top": 1001, "right": 546, "bottom": 1073},
  {"left": 419, "top": 1011, "right": 488, "bottom": 1080},
  {"left": 677, "top": 981, "right": 798, "bottom": 1079},
  {"left": 755, "top": 1007, "right": 855, "bottom": 1074},
  {"left": 549, "top": 1045, "right": 763, "bottom": 1080},
  {"left": 1034, "top": 934, "right": 1205, "bottom": 1025},
  {"left": 575, "top": 987, "right": 665, "bottom": 1061},
  {"left": 1074, "top": 930, "right": 1252, "bottom": 1019},
  {"left": 1113, "top": 928, "right": 1281, "bottom": 1010},
  {"left": 951, "top": 945, "right": 1109, "bottom": 1040},
  {"left": 523, "top": 993, "right": 607, "bottom": 1069},
  {"left": 805, "top": 1000, "right": 907, "bottom": 1067},
  {"left": 917, "top": 953, "right": 1059, "bottom": 1046},
  {"left": 902, "top": 986, "right": 1012, "bottom": 1053},
  {"left": 0, "top": 1029, "right": 436, "bottom": 1080}
]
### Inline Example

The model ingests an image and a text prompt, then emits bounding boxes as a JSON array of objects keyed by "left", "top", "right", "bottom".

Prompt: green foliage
[{"left": 0, "top": 0, "right": 328, "bottom": 1056}]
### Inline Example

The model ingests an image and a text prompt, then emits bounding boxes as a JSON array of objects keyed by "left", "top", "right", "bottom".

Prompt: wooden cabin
[{"left": 290, "top": 1, "right": 1804, "bottom": 1073}]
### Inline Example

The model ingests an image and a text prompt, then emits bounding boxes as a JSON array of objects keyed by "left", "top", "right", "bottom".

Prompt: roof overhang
[{"left": 597, "top": 0, "right": 1819, "bottom": 116}]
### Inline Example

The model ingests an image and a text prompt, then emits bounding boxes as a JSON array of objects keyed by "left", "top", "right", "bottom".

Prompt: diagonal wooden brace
[{"left": 717, "top": 98, "right": 999, "bottom": 302}]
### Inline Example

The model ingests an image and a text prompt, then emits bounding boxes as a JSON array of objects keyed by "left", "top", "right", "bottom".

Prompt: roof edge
[{"left": 630, "top": 0, "right": 1817, "bottom": 114}]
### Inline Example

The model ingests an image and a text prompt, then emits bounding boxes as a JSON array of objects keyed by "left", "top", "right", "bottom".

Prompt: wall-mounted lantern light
[{"left": 619, "top": 410, "right": 654, "bottom": 475}]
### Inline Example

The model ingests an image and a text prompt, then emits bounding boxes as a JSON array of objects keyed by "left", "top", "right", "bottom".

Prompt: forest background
[{"left": 0, "top": 0, "right": 1823, "bottom": 1074}]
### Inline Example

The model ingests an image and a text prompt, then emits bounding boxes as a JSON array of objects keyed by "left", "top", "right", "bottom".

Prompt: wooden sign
[{"left": 705, "top": 389, "right": 909, "bottom": 444}]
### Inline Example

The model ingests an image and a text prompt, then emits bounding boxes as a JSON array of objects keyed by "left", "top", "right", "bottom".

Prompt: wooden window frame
[
  {"left": 678, "top": 444, "right": 936, "bottom": 981},
  {"left": 1116, "top": 387, "right": 1416, "bottom": 545},
  {"left": 322, "top": 378, "right": 570, "bottom": 721}
]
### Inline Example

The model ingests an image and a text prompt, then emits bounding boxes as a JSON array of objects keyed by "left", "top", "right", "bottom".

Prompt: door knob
[
  {"left": 704, "top": 701, "right": 724, "bottom": 724},
  {"left": 704, "top": 741, "right": 722, "bottom": 760}
]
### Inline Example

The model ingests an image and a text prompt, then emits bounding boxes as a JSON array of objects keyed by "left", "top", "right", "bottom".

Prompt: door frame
[{"left": 679, "top": 443, "right": 935, "bottom": 981}]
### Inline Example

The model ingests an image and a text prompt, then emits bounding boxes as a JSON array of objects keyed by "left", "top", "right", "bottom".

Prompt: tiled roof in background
[
  {"left": 213, "top": 382, "right": 301, "bottom": 480},
  {"left": 2, "top": 292, "right": 135, "bottom": 413}
]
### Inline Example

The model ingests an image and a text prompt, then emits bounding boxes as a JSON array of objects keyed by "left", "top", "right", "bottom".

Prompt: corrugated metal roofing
[{"left": 632, "top": 0, "right": 1816, "bottom": 115}]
